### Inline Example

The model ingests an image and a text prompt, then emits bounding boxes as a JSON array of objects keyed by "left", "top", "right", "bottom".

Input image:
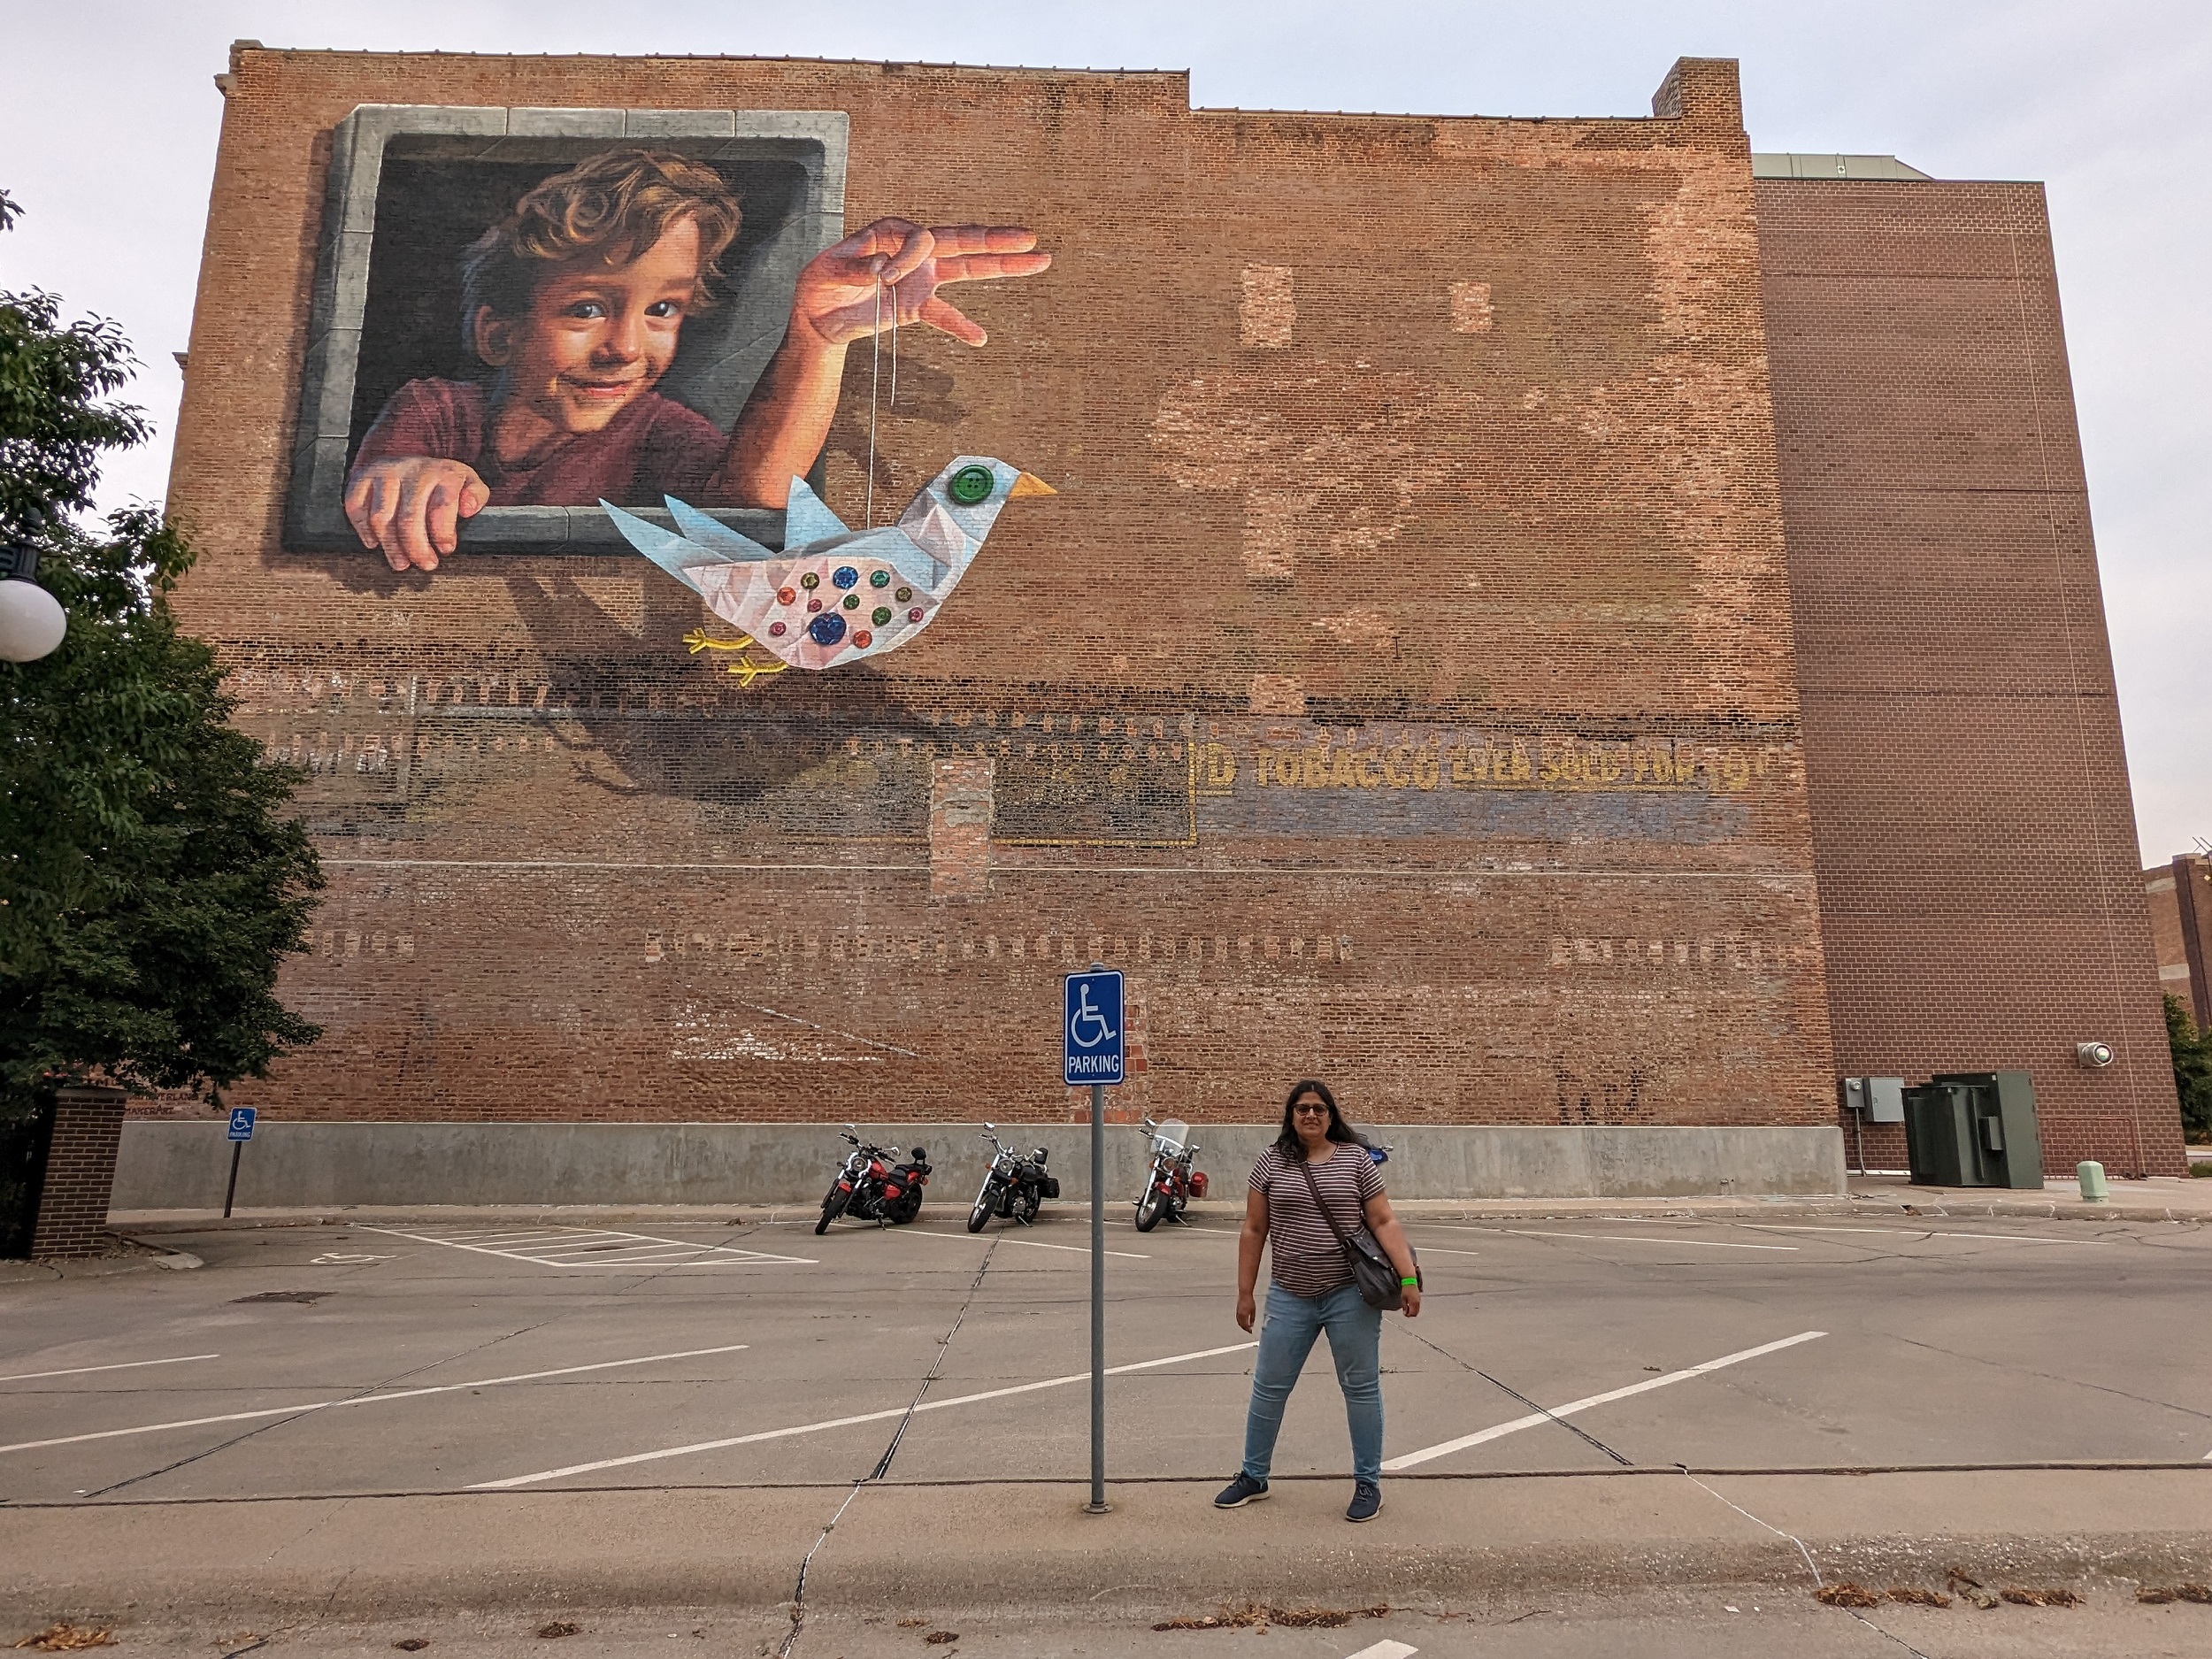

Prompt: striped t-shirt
[{"left": 1249, "top": 1141, "right": 1386, "bottom": 1298}]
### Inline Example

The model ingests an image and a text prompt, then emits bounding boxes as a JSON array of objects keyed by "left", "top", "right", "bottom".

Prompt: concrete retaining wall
[{"left": 112, "top": 1121, "right": 1847, "bottom": 1210}]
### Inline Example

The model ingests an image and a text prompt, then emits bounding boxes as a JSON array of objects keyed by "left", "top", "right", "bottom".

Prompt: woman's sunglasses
[{"left": 1291, "top": 1102, "right": 1330, "bottom": 1118}]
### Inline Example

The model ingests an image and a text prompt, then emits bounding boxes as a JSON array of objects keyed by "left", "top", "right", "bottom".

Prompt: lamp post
[{"left": 0, "top": 519, "right": 67, "bottom": 664}]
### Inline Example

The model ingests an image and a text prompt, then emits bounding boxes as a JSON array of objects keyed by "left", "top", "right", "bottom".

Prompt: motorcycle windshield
[{"left": 1152, "top": 1120, "right": 1190, "bottom": 1155}]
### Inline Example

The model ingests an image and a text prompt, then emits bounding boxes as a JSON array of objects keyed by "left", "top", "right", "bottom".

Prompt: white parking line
[
  {"left": 1498, "top": 1229, "right": 1796, "bottom": 1252},
  {"left": 1414, "top": 1248, "right": 1482, "bottom": 1257},
  {"left": 473, "top": 1340, "right": 1259, "bottom": 1489},
  {"left": 906, "top": 1227, "right": 1149, "bottom": 1261},
  {"left": 0, "top": 1344, "right": 749, "bottom": 1456},
  {"left": 1381, "top": 1331, "right": 1826, "bottom": 1471},
  {"left": 361, "top": 1225, "right": 815, "bottom": 1269},
  {"left": 1732, "top": 1224, "right": 2111, "bottom": 1245},
  {"left": 0, "top": 1354, "right": 219, "bottom": 1385}
]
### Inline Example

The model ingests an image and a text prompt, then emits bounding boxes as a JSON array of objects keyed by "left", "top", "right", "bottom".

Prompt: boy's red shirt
[{"left": 350, "top": 378, "right": 732, "bottom": 506}]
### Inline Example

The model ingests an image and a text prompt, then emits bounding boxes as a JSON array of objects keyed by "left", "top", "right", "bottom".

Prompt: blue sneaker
[
  {"left": 1214, "top": 1472, "right": 1270, "bottom": 1509},
  {"left": 1346, "top": 1479, "right": 1382, "bottom": 1523}
]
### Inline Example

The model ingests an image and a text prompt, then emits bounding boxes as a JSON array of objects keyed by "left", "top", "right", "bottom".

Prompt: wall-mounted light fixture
[{"left": 2075, "top": 1041, "right": 2115, "bottom": 1069}]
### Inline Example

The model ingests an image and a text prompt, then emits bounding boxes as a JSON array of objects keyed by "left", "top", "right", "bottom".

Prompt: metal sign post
[
  {"left": 1063, "top": 964, "right": 1124, "bottom": 1516},
  {"left": 222, "top": 1108, "right": 257, "bottom": 1220}
]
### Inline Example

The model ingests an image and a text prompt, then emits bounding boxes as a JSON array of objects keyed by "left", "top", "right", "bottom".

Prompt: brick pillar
[
  {"left": 2176, "top": 856, "right": 2212, "bottom": 1033},
  {"left": 29, "top": 1086, "right": 128, "bottom": 1259},
  {"left": 929, "top": 757, "right": 994, "bottom": 900}
]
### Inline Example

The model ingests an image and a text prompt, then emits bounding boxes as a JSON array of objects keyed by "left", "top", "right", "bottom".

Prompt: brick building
[
  {"left": 2147, "top": 856, "right": 2212, "bottom": 1030},
  {"left": 129, "top": 44, "right": 2179, "bottom": 1200}
]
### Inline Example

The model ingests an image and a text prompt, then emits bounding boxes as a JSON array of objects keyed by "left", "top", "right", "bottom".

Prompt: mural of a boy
[{"left": 345, "top": 148, "right": 1049, "bottom": 572}]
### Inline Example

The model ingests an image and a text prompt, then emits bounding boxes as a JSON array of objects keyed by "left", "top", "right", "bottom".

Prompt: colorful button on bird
[
  {"left": 799, "top": 572, "right": 819, "bottom": 590},
  {"left": 842, "top": 594, "right": 861, "bottom": 611},
  {"left": 853, "top": 630, "right": 873, "bottom": 649},
  {"left": 809, "top": 614, "right": 846, "bottom": 646},
  {"left": 895, "top": 587, "right": 912, "bottom": 603},
  {"left": 949, "top": 465, "right": 995, "bottom": 504},
  {"left": 777, "top": 587, "right": 795, "bottom": 606},
  {"left": 832, "top": 565, "right": 860, "bottom": 589},
  {"left": 872, "top": 606, "right": 892, "bottom": 626},
  {"left": 807, "top": 597, "right": 823, "bottom": 613},
  {"left": 908, "top": 607, "right": 925, "bottom": 623},
  {"left": 869, "top": 570, "right": 891, "bottom": 588},
  {"left": 767, "top": 621, "right": 787, "bottom": 637}
]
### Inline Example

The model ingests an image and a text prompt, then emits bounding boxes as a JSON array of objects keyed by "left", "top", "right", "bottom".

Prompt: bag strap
[{"left": 1294, "top": 1153, "right": 1358, "bottom": 1246}]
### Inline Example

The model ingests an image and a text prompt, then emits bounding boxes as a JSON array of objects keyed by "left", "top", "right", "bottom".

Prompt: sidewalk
[
  {"left": 5, "top": 1470, "right": 2211, "bottom": 1625},
  {"left": 107, "top": 1172, "right": 2212, "bottom": 1234}
]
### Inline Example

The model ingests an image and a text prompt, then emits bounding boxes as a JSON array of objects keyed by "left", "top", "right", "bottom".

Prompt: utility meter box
[
  {"left": 1904, "top": 1071, "right": 2041, "bottom": 1189},
  {"left": 1842, "top": 1077, "right": 1906, "bottom": 1124}
]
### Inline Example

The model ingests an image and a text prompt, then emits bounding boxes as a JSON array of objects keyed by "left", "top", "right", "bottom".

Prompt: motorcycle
[
  {"left": 815, "top": 1125, "right": 932, "bottom": 1234},
  {"left": 967, "top": 1124, "right": 1060, "bottom": 1232},
  {"left": 1133, "top": 1117, "right": 1208, "bottom": 1232}
]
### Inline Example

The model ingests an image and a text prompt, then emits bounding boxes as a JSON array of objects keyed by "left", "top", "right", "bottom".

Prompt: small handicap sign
[
  {"left": 1063, "top": 969, "right": 1125, "bottom": 1087},
  {"left": 227, "top": 1107, "right": 257, "bottom": 1142}
]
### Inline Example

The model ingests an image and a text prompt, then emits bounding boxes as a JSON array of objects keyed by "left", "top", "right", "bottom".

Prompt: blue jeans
[{"left": 1240, "top": 1279, "right": 1385, "bottom": 1485}]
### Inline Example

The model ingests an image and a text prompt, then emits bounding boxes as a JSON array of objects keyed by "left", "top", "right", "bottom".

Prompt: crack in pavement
[
  {"left": 73, "top": 1217, "right": 776, "bottom": 1500},
  {"left": 1677, "top": 1467, "right": 1932, "bottom": 1658},
  {"left": 779, "top": 1235, "right": 1002, "bottom": 1658}
]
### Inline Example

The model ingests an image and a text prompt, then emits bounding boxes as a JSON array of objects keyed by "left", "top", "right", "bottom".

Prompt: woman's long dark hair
[{"left": 1274, "top": 1079, "right": 1371, "bottom": 1162}]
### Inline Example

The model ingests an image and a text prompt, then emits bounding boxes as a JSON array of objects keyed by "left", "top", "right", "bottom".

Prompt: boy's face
[{"left": 473, "top": 215, "right": 701, "bottom": 434}]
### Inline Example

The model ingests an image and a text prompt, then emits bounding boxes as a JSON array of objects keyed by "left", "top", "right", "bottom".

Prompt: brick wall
[
  {"left": 30, "top": 1087, "right": 127, "bottom": 1258},
  {"left": 2147, "top": 855, "right": 2212, "bottom": 1030},
  {"left": 1757, "top": 178, "right": 2183, "bottom": 1177},
  {"left": 162, "top": 48, "right": 1835, "bottom": 1132}
]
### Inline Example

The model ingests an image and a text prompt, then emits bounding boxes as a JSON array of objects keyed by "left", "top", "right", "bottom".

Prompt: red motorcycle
[
  {"left": 1134, "top": 1118, "right": 1207, "bottom": 1232},
  {"left": 815, "top": 1125, "right": 932, "bottom": 1234}
]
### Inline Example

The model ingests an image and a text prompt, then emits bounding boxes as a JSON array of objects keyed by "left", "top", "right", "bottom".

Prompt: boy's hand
[
  {"left": 790, "top": 219, "right": 1050, "bottom": 349},
  {"left": 345, "top": 457, "right": 490, "bottom": 572}
]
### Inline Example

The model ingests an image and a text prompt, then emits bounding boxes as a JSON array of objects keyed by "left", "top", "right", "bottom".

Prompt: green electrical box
[{"left": 1904, "top": 1071, "right": 2042, "bottom": 1189}]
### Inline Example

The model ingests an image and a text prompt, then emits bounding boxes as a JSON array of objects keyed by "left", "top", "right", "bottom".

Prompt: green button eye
[
  {"left": 869, "top": 569, "right": 891, "bottom": 588},
  {"left": 872, "top": 606, "right": 892, "bottom": 626},
  {"left": 842, "top": 593, "right": 861, "bottom": 611},
  {"left": 948, "top": 465, "right": 995, "bottom": 505}
]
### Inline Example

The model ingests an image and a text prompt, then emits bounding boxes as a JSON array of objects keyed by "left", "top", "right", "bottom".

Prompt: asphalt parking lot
[{"left": 7, "top": 1203, "right": 2212, "bottom": 1508}]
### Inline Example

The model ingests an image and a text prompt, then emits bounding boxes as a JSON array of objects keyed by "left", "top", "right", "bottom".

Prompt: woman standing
[{"left": 1216, "top": 1080, "right": 1421, "bottom": 1523}]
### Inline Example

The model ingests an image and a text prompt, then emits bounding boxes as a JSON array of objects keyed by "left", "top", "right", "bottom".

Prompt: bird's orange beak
[{"left": 1009, "top": 472, "right": 1056, "bottom": 498}]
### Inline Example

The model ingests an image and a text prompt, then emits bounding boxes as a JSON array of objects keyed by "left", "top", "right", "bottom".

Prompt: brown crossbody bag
[{"left": 1295, "top": 1154, "right": 1420, "bottom": 1310}]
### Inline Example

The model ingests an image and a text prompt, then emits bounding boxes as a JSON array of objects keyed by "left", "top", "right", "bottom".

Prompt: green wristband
[{"left": 1400, "top": 1275, "right": 1417, "bottom": 1286}]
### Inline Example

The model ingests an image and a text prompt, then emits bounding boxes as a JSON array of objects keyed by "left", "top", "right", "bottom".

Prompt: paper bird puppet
[{"left": 602, "top": 456, "right": 1054, "bottom": 685}]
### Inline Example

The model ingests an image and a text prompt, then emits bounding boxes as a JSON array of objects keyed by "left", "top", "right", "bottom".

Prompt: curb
[{"left": 6, "top": 1472, "right": 2212, "bottom": 1624}]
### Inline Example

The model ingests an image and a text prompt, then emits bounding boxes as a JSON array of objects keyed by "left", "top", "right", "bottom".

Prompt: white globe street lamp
[{"left": 0, "top": 533, "right": 65, "bottom": 663}]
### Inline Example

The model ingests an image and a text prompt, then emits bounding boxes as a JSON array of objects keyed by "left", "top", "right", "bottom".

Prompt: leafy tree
[
  {"left": 0, "top": 186, "right": 324, "bottom": 1125},
  {"left": 2168, "top": 995, "right": 2212, "bottom": 1144}
]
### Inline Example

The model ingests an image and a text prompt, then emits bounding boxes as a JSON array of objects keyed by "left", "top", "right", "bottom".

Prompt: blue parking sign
[
  {"left": 1063, "top": 970, "right": 1125, "bottom": 1087},
  {"left": 227, "top": 1107, "right": 257, "bottom": 1142}
]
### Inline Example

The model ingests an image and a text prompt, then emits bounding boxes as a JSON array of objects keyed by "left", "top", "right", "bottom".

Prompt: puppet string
[{"left": 865, "top": 275, "right": 881, "bottom": 529}]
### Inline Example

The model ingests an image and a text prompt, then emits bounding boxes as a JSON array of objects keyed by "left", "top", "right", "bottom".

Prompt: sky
[{"left": 1, "top": 0, "right": 2204, "bottom": 862}]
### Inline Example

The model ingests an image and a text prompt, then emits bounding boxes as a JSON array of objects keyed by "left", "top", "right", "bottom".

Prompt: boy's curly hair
[{"left": 458, "top": 149, "right": 741, "bottom": 349}]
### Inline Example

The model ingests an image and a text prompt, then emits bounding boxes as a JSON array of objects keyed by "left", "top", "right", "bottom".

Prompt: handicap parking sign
[
  {"left": 227, "top": 1107, "right": 257, "bottom": 1142},
  {"left": 1063, "top": 970, "right": 1125, "bottom": 1087}
]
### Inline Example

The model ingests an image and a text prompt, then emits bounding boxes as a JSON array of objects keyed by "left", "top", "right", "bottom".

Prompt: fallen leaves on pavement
[
  {"left": 11, "top": 1628, "right": 115, "bottom": 1652},
  {"left": 1152, "top": 1602, "right": 1388, "bottom": 1632},
  {"left": 535, "top": 1623, "right": 581, "bottom": 1640},
  {"left": 2139, "top": 1584, "right": 2212, "bottom": 1604},
  {"left": 2001, "top": 1587, "right": 2082, "bottom": 1608},
  {"left": 1814, "top": 1584, "right": 1882, "bottom": 1609}
]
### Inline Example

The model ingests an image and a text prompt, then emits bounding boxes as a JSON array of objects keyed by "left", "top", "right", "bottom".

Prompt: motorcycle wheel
[
  {"left": 967, "top": 1187, "right": 995, "bottom": 1233},
  {"left": 1134, "top": 1184, "right": 1165, "bottom": 1233},
  {"left": 890, "top": 1187, "right": 924, "bottom": 1225},
  {"left": 815, "top": 1187, "right": 849, "bottom": 1236}
]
